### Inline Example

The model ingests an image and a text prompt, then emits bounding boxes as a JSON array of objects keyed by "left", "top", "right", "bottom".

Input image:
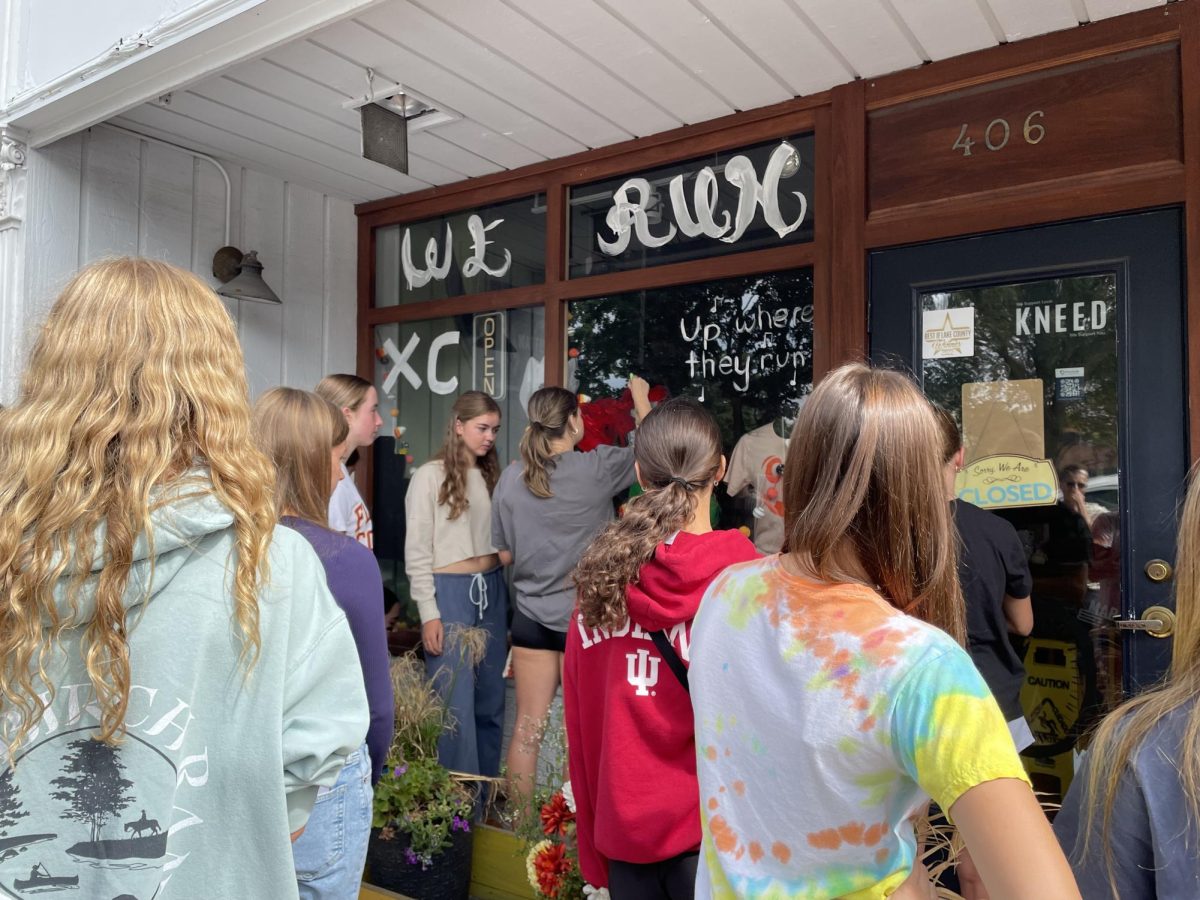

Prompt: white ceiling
[{"left": 111, "top": 0, "right": 1173, "bottom": 203}]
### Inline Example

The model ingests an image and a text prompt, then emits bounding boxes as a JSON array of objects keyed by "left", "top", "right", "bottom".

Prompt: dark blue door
[{"left": 870, "top": 209, "right": 1185, "bottom": 802}]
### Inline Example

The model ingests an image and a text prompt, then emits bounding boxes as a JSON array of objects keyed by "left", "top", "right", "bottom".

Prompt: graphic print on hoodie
[
  {"left": 563, "top": 529, "right": 759, "bottom": 887},
  {"left": 0, "top": 477, "right": 368, "bottom": 900}
]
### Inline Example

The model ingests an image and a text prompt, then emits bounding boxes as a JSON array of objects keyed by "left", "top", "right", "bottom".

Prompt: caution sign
[{"left": 1020, "top": 638, "right": 1085, "bottom": 801}]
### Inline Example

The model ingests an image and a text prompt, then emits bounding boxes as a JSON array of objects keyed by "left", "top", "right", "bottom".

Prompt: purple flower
[
  {"left": 452, "top": 815, "right": 471, "bottom": 833},
  {"left": 404, "top": 848, "right": 419, "bottom": 866},
  {"left": 395, "top": 764, "right": 408, "bottom": 776}
]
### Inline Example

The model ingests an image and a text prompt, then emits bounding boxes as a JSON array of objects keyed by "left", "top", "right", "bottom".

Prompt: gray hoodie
[{"left": 0, "top": 476, "right": 369, "bottom": 900}]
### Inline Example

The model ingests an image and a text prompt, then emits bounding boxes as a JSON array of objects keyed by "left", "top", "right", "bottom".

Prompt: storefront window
[
  {"left": 568, "top": 136, "right": 815, "bottom": 278},
  {"left": 567, "top": 270, "right": 813, "bottom": 553},
  {"left": 370, "top": 307, "right": 545, "bottom": 623},
  {"left": 375, "top": 195, "right": 547, "bottom": 306}
]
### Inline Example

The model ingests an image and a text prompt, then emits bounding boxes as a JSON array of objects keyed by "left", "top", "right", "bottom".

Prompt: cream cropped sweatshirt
[{"left": 404, "top": 459, "right": 497, "bottom": 623}]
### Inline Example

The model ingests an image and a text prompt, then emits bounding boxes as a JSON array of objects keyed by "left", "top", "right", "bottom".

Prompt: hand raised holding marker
[{"left": 629, "top": 374, "right": 652, "bottom": 423}]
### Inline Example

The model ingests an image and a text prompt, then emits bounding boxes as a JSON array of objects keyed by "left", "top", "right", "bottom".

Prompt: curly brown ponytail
[
  {"left": 520, "top": 387, "right": 578, "bottom": 498},
  {"left": 573, "top": 398, "right": 722, "bottom": 630}
]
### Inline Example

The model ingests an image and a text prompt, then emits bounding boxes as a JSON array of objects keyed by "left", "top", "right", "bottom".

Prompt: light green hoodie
[{"left": 0, "top": 475, "right": 369, "bottom": 899}]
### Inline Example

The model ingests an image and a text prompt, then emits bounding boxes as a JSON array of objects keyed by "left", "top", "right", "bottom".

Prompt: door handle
[{"left": 1114, "top": 605, "right": 1176, "bottom": 638}]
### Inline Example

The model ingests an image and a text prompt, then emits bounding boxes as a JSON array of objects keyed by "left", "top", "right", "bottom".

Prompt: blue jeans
[
  {"left": 293, "top": 744, "right": 372, "bottom": 900},
  {"left": 427, "top": 568, "right": 508, "bottom": 780}
]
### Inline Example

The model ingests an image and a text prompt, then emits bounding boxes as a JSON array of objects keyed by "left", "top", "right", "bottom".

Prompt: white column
[{"left": 0, "top": 125, "right": 28, "bottom": 405}]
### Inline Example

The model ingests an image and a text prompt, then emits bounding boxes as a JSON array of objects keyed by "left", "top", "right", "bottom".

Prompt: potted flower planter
[{"left": 367, "top": 825, "right": 473, "bottom": 900}]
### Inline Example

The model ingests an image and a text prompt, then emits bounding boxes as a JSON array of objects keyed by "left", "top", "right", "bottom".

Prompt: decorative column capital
[
  {"left": 0, "top": 129, "right": 27, "bottom": 171},
  {"left": 0, "top": 126, "right": 29, "bottom": 230}
]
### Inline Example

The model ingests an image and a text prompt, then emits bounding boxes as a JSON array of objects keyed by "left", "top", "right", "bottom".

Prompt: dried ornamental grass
[{"left": 372, "top": 626, "right": 500, "bottom": 866}]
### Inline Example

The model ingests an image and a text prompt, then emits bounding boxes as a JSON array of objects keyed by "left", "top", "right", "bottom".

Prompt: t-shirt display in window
[
  {"left": 724, "top": 420, "right": 791, "bottom": 553},
  {"left": 329, "top": 463, "right": 374, "bottom": 549}
]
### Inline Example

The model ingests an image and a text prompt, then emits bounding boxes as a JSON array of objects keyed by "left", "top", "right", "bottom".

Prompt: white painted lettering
[
  {"left": 427, "top": 331, "right": 461, "bottom": 396},
  {"left": 401, "top": 224, "right": 453, "bottom": 290},
  {"left": 463, "top": 215, "right": 513, "bottom": 279},
  {"left": 598, "top": 178, "right": 677, "bottom": 255},
  {"left": 1035, "top": 307, "right": 1051, "bottom": 334},
  {"left": 383, "top": 334, "right": 422, "bottom": 394},
  {"left": 1016, "top": 307, "right": 1031, "bottom": 336}
]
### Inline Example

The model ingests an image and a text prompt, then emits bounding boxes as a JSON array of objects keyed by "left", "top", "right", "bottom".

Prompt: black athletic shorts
[{"left": 510, "top": 608, "right": 567, "bottom": 653}]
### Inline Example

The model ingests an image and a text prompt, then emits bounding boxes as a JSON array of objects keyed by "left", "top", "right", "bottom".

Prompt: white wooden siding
[{"left": 18, "top": 127, "right": 357, "bottom": 402}]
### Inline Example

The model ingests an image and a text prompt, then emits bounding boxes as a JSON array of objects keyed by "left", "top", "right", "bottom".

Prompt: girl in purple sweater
[{"left": 256, "top": 387, "right": 394, "bottom": 900}]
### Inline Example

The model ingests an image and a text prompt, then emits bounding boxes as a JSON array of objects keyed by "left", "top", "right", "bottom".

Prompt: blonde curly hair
[{"left": 0, "top": 257, "right": 276, "bottom": 755}]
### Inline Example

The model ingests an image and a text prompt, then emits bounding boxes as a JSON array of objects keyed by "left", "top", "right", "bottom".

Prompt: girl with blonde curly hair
[
  {"left": 404, "top": 390, "right": 507, "bottom": 781},
  {"left": 0, "top": 258, "right": 368, "bottom": 900}
]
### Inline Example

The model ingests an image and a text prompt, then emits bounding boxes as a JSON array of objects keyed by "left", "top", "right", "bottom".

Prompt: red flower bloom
[
  {"left": 534, "top": 841, "right": 572, "bottom": 897},
  {"left": 540, "top": 791, "right": 575, "bottom": 836}
]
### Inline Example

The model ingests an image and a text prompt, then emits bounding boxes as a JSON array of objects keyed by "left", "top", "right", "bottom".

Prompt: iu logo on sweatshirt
[{"left": 626, "top": 648, "right": 661, "bottom": 696}]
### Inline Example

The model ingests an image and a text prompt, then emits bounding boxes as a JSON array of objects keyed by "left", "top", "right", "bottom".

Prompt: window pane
[
  {"left": 370, "top": 307, "right": 545, "bottom": 625},
  {"left": 375, "top": 196, "right": 547, "bottom": 307},
  {"left": 567, "top": 270, "right": 813, "bottom": 553},
  {"left": 568, "top": 136, "right": 814, "bottom": 278},
  {"left": 920, "top": 274, "right": 1120, "bottom": 803}
]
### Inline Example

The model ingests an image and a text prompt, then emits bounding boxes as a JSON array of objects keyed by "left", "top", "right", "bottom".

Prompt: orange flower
[
  {"left": 533, "top": 841, "right": 572, "bottom": 898},
  {"left": 540, "top": 791, "right": 575, "bottom": 836}
]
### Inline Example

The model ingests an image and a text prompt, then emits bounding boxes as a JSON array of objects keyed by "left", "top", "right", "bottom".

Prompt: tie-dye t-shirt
[{"left": 690, "top": 556, "right": 1029, "bottom": 900}]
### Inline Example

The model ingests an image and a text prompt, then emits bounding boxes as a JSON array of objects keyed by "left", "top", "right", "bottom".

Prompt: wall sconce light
[{"left": 212, "top": 246, "right": 281, "bottom": 305}]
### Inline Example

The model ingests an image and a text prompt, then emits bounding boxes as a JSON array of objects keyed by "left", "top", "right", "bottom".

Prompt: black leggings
[{"left": 608, "top": 850, "right": 699, "bottom": 900}]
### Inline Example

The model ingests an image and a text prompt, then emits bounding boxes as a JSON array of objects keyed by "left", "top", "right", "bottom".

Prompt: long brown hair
[
  {"left": 254, "top": 388, "right": 348, "bottom": 527},
  {"left": 0, "top": 258, "right": 275, "bottom": 754},
  {"left": 783, "top": 363, "right": 965, "bottom": 643},
  {"left": 1072, "top": 463, "right": 1200, "bottom": 897},
  {"left": 315, "top": 373, "right": 372, "bottom": 414},
  {"left": 436, "top": 391, "right": 502, "bottom": 520},
  {"left": 520, "top": 387, "right": 578, "bottom": 498},
  {"left": 933, "top": 404, "right": 962, "bottom": 465},
  {"left": 574, "top": 398, "right": 722, "bottom": 630}
]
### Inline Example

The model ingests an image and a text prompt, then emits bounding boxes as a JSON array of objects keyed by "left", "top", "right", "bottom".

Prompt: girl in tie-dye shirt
[{"left": 689, "top": 364, "right": 1080, "bottom": 900}]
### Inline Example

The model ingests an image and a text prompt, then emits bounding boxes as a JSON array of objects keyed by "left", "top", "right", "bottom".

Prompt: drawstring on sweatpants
[{"left": 469, "top": 572, "right": 488, "bottom": 622}]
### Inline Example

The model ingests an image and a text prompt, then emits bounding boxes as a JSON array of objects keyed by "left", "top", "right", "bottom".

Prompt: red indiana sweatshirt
[{"left": 563, "top": 529, "right": 759, "bottom": 886}]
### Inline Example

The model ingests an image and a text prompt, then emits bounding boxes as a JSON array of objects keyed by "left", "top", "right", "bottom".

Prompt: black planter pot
[{"left": 367, "top": 826, "right": 474, "bottom": 900}]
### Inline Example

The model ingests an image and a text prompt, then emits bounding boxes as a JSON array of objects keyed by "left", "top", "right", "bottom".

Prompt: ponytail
[
  {"left": 575, "top": 484, "right": 696, "bottom": 629},
  {"left": 573, "top": 397, "right": 722, "bottom": 630},
  {"left": 519, "top": 421, "right": 558, "bottom": 499},
  {"left": 521, "top": 387, "right": 578, "bottom": 499}
]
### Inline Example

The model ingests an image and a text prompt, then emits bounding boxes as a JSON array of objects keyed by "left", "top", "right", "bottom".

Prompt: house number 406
[{"left": 953, "top": 110, "right": 1045, "bottom": 156}]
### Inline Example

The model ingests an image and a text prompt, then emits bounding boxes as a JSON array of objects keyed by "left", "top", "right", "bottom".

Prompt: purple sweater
[{"left": 283, "top": 516, "right": 394, "bottom": 784}]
